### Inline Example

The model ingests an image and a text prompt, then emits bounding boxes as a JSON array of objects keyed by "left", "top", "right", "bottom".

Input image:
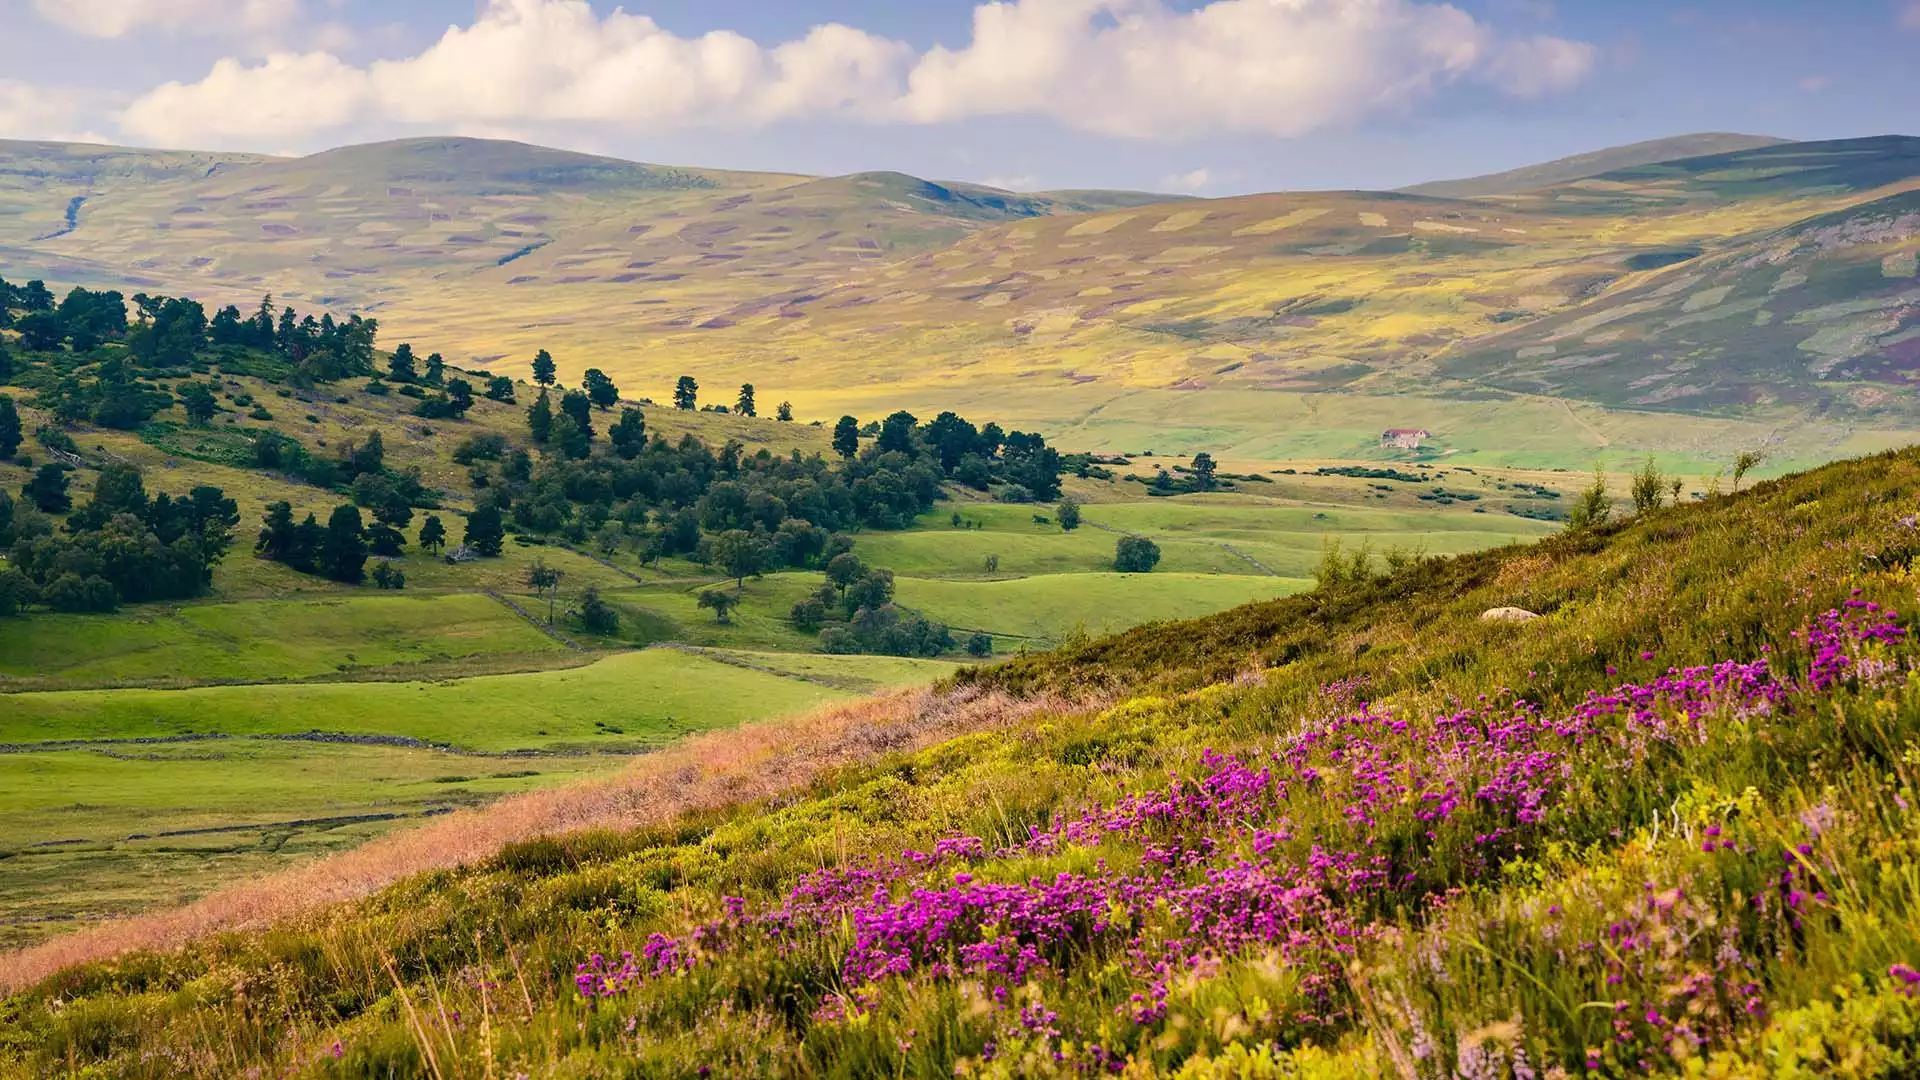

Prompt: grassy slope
[
  {"left": 8, "top": 136, "right": 1920, "bottom": 471},
  {"left": 1400, "top": 132, "right": 1789, "bottom": 198},
  {"left": 8, "top": 445, "right": 1919, "bottom": 1077}
]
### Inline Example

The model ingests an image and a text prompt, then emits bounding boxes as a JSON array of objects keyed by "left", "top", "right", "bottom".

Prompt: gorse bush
[{"left": 9, "top": 449, "right": 1920, "bottom": 1078}]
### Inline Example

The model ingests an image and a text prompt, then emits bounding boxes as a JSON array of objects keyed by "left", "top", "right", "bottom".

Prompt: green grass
[
  {"left": 894, "top": 572, "right": 1308, "bottom": 644},
  {"left": 11, "top": 445, "right": 1920, "bottom": 1078},
  {"left": 0, "top": 593, "right": 563, "bottom": 688},
  {"left": 0, "top": 648, "right": 851, "bottom": 754}
]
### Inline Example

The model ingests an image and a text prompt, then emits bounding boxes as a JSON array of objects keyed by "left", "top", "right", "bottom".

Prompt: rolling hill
[
  {"left": 1400, "top": 131, "right": 1789, "bottom": 198},
  {"left": 4, "top": 134, "right": 1920, "bottom": 471}
]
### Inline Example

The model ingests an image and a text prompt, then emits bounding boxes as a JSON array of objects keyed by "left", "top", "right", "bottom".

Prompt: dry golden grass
[{"left": 0, "top": 683, "right": 1087, "bottom": 993}]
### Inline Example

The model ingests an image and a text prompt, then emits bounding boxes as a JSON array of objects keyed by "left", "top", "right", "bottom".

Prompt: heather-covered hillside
[{"left": 6, "top": 447, "right": 1920, "bottom": 1078}]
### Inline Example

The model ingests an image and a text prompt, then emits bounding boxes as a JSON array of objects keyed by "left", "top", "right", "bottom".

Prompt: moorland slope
[{"left": 4, "top": 437, "right": 1917, "bottom": 1078}]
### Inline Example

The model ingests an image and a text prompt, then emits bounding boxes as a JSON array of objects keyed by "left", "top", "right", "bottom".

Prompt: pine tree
[
  {"left": 673, "top": 376, "right": 698, "bottom": 411},
  {"left": 610, "top": 407, "right": 647, "bottom": 459},
  {"left": 321, "top": 504, "right": 369, "bottom": 583},
  {"left": 833, "top": 416, "right": 860, "bottom": 459},
  {"left": 527, "top": 388, "right": 553, "bottom": 443},
  {"left": 464, "top": 504, "right": 505, "bottom": 556},
  {"left": 584, "top": 368, "right": 619, "bottom": 410},
  {"left": 0, "top": 395, "right": 20, "bottom": 459},
  {"left": 418, "top": 514, "right": 447, "bottom": 553},
  {"left": 531, "top": 349, "right": 556, "bottom": 387},
  {"left": 776, "top": 401, "right": 793, "bottom": 422},
  {"left": 736, "top": 384, "right": 756, "bottom": 417},
  {"left": 423, "top": 352, "right": 445, "bottom": 385},
  {"left": 387, "top": 343, "right": 416, "bottom": 382}
]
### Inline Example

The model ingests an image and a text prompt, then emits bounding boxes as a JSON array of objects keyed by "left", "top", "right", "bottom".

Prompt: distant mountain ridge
[{"left": 1402, "top": 132, "right": 1791, "bottom": 198}]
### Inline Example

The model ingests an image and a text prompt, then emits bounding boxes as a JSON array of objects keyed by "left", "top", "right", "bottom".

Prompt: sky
[{"left": 1, "top": 0, "right": 1917, "bottom": 195}]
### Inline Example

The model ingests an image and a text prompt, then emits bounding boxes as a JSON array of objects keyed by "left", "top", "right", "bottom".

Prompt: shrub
[{"left": 1115, "top": 535, "right": 1161, "bottom": 573}]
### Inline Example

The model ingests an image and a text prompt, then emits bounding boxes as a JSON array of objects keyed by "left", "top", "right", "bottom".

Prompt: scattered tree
[
  {"left": 531, "top": 349, "right": 557, "bottom": 387},
  {"left": 371, "top": 561, "right": 406, "bottom": 590},
  {"left": 736, "top": 383, "right": 756, "bottom": 417},
  {"left": 387, "top": 343, "right": 417, "bottom": 383},
  {"left": 526, "top": 557, "right": 563, "bottom": 624},
  {"left": 527, "top": 388, "right": 553, "bottom": 443},
  {"left": 464, "top": 504, "right": 505, "bottom": 556},
  {"left": 584, "top": 368, "right": 618, "bottom": 410},
  {"left": 710, "top": 529, "right": 771, "bottom": 591},
  {"left": 833, "top": 415, "right": 860, "bottom": 459},
  {"left": 321, "top": 504, "right": 369, "bottom": 583},
  {"left": 776, "top": 401, "right": 793, "bottom": 422},
  {"left": 1115, "top": 535, "right": 1161, "bottom": 573},
  {"left": 0, "top": 397, "right": 20, "bottom": 459},
  {"left": 673, "top": 376, "right": 699, "bottom": 411},
  {"left": 1566, "top": 466, "right": 1612, "bottom": 530},
  {"left": 418, "top": 514, "right": 447, "bottom": 553},
  {"left": 966, "top": 632, "right": 993, "bottom": 658},
  {"left": 1733, "top": 451, "right": 1764, "bottom": 492},
  {"left": 22, "top": 464, "right": 70, "bottom": 513},
  {"left": 485, "top": 375, "right": 516, "bottom": 403},
  {"left": 1630, "top": 456, "right": 1666, "bottom": 514},
  {"left": 423, "top": 352, "right": 445, "bottom": 386},
  {"left": 697, "top": 589, "right": 739, "bottom": 624},
  {"left": 984, "top": 553, "right": 1000, "bottom": 573},
  {"left": 609, "top": 407, "right": 647, "bottom": 459},
  {"left": 178, "top": 382, "right": 218, "bottom": 425},
  {"left": 576, "top": 586, "right": 620, "bottom": 635},
  {"left": 1057, "top": 498, "right": 1082, "bottom": 532},
  {"left": 1190, "top": 452, "right": 1218, "bottom": 492}
]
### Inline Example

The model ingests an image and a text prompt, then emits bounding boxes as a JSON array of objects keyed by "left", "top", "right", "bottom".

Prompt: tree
[
  {"left": 1566, "top": 466, "right": 1612, "bottom": 530},
  {"left": 464, "top": 504, "right": 505, "bottom": 556},
  {"left": 697, "top": 589, "right": 739, "bottom": 624},
  {"left": 576, "top": 586, "right": 620, "bottom": 635},
  {"left": 610, "top": 407, "right": 646, "bottom": 459},
  {"left": 984, "top": 553, "right": 1000, "bottom": 574},
  {"left": 833, "top": 415, "right": 860, "bottom": 459},
  {"left": 776, "top": 401, "right": 793, "bottom": 422},
  {"left": 0, "top": 396, "right": 20, "bottom": 459},
  {"left": 23, "top": 465, "right": 70, "bottom": 513},
  {"left": 256, "top": 501, "right": 298, "bottom": 562},
  {"left": 527, "top": 389, "right": 553, "bottom": 443},
  {"left": 553, "top": 415, "right": 592, "bottom": 460},
  {"left": 560, "top": 390, "right": 594, "bottom": 440},
  {"left": 445, "top": 378, "right": 474, "bottom": 415},
  {"left": 419, "top": 514, "right": 447, "bottom": 553},
  {"left": 1057, "top": 498, "right": 1082, "bottom": 532},
  {"left": 485, "top": 375, "right": 516, "bottom": 403},
  {"left": 387, "top": 343, "right": 417, "bottom": 382},
  {"left": 371, "top": 561, "right": 406, "bottom": 590},
  {"left": 1190, "top": 452, "right": 1218, "bottom": 491},
  {"left": 673, "top": 376, "right": 699, "bottom": 411},
  {"left": 790, "top": 596, "right": 828, "bottom": 633},
  {"left": 1732, "top": 451, "right": 1764, "bottom": 492},
  {"left": 710, "top": 529, "right": 770, "bottom": 591},
  {"left": 584, "top": 368, "right": 618, "bottom": 410},
  {"left": 0, "top": 341, "right": 13, "bottom": 383},
  {"left": 877, "top": 410, "right": 918, "bottom": 455},
  {"left": 825, "top": 551, "right": 866, "bottom": 593},
  {"left": 178, "top": 381, "right": 217, "bottom": 425},
  {"left": 423, "top": 352, "right": 445, "bottom": 386},
  {"left": 1630, "top": 456, "right": 1666, "bottom": 514},
  {"left": 531, "top": 349, "right": 557, "bottom": 387},
  {"left": 526, "top": 557, "right": 563, "bottom": 624},
  {"left": 736, "top": 383, "right": 756, "bottom": 417},
  {"left": 1115, "top": 535, "right": 1161, "bottom": 573},
  {"left": 321, "top": 504, "right": 369, "bottom": 583},
  {"left": 966, "top": 632, "right": 993, "bottom": 658}
]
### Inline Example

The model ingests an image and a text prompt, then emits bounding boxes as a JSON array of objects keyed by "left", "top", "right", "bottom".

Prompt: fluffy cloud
[
  {"left": 0, "top": 80, "right": 92, "bottom": 142},
  {"left": 902, "top": 0, "right": 1595, "bottom": 137},
  {"left": 115, "top": 0, "right": 1596, "bottom": 147},
  {"left": 34, "top": 0, "right": 298, "bottom": 39}
]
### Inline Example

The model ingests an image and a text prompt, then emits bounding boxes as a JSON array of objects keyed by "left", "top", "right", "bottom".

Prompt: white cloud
[
  {"left": 114, "top": 0, "right": 1597, "bottom": 147},
  {"left": 1164, "top": 168, "right": 1212, "bottom": 192},
  {"left": 33, "top": 0, "right": 298, "bottom": 39},
  {"left": 0, "top": 79, "right": 94, "bottom": 142},
  {"left": 899, "top": 0, "right": 1597, "bottom": 138}
]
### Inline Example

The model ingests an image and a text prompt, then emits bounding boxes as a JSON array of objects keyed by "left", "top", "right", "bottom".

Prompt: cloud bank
[{"left": 91, "top": 0, "right": 1598, "bottom": 149}]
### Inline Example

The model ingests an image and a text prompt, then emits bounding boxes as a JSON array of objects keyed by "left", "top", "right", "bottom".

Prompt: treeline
[{"left": 0, "top": 462, "right": 238, "bottom": 615}]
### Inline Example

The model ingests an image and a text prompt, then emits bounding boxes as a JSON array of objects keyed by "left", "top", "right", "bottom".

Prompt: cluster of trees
[
  {"left": 255, "top": 500, "right": 454, "bottom": 585},
  {"left": 832, "top": 410, "right": 1063, "bottom": 502},
  {"left": 784, "top": 551, "right": 954, "bottom": 658},
  {"left": 0, "top": 463, "right": 238, "bottom": 615}
]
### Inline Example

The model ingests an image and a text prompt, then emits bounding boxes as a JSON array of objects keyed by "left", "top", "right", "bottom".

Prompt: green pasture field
[{"left": 894, "top": 573, "right": 1310, "bottom": 644}]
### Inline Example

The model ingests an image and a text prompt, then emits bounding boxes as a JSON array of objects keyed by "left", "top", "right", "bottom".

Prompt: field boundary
[{"left": 485, "top": 590, "right": 590, "bottom": 651}]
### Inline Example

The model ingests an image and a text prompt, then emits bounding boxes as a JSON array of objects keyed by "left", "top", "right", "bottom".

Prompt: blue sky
[{"left": 1, "top": 0, "right": 1915, "bottom": 194}]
